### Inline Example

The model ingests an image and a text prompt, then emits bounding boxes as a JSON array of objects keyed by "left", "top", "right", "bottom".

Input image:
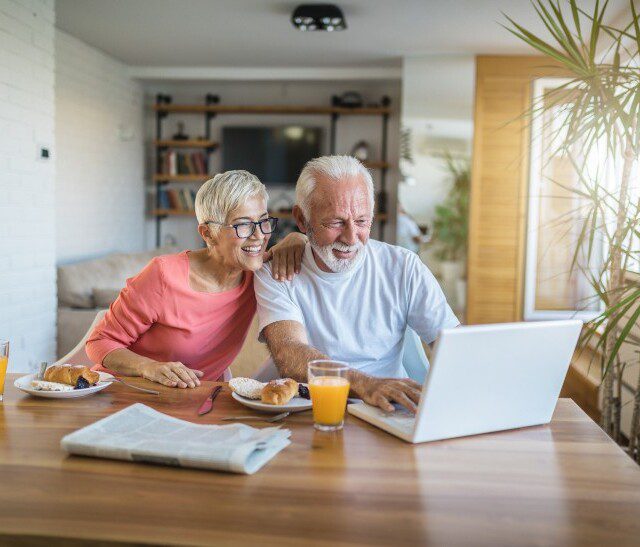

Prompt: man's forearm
[
  {"left": 267, "top": 334, "right": 372, "bottom": 396},
  {"left": 262, "top": 321, "right": 422, "bottom": 412},
  {"left": 267, "top": 339, "right": 327, "bottom": 382},
  {"left": 263, "top": 320, "right": 370, "bottom": 390},
  {"left": 346, "top": 368, "right": 372, "bottom": 398}
]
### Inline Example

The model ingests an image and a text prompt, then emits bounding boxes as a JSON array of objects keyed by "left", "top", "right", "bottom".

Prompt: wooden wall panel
[{"left": 467, "top": 56, "right": 569, "bottom": 324}]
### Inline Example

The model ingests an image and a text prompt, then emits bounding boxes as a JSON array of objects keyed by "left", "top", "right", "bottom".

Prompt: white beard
[{"left": 308, "top": 229, "right": 365, "bottom": 273}]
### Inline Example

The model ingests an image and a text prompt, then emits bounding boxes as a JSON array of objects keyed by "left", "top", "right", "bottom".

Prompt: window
[{"left": 524, "top": 78, "right": 606, "bottom": 320}]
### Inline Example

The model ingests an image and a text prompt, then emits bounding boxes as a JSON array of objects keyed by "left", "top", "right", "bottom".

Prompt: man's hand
[
  {"left": 350, "top": 372, "right": 422, "bottom": 413},
  {"left": 141, "top": 361, "right": 204, "bottom": 388}
]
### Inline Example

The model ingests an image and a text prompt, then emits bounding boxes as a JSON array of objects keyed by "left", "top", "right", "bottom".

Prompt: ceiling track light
[{"left": 291, "top": 4, "right": 347, "bottom": 32}]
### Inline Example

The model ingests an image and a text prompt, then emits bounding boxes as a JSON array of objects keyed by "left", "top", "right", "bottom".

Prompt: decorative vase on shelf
[
  {"left": 350, "top": 140, "right": 370, "bottom": 162},
  {"left": 172, "top": 121, "right": 189, "bottom": 141}
]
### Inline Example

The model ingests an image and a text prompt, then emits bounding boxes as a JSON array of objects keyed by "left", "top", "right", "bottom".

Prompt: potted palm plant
[{"left": 505, "top": 0, "right": 640, "bottom": 454}]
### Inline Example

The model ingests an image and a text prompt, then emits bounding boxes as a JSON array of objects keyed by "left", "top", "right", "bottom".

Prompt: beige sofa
[{"left": 56, "top": 247, "right": 269, "bottom": 377}]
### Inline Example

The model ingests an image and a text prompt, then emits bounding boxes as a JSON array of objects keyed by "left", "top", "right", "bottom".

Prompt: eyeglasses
[{"left": 205, "top": 217, "right": 278, "bottom": 239}]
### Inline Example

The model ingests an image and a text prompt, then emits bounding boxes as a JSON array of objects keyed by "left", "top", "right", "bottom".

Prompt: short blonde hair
[
  {"left": 195, "top": 170, "right": 268, "bottom": 227},
  {"left": 295, "top": 155, "right": 374, "bottom": 219}
]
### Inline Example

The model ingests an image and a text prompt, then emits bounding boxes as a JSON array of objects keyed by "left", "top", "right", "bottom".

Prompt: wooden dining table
[{"left": 1, "top": 373, "right": 640, "bottom": 546}]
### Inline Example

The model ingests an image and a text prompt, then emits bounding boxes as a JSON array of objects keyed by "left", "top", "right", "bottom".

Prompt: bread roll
[
  {"left": 229, "top": 377, "right": 265, "bottom": 400},
  {"left": 261, "top": 378, "right": 299, "bottom": 405},
  {"left": 44, "top": 364, "right": 99, "bottom": 387}
]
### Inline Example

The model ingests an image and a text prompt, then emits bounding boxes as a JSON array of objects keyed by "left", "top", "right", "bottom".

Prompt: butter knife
[{"left": 197, "top": 386, "right": 222, "bottom": 416}]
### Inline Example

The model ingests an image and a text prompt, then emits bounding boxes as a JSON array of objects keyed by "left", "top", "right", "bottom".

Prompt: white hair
[
  {"left": 195, "top": 170, "right": 268, "bottom": 228},
  {"left": 295, "top": 155, "right": 375, "bottom": 220}
]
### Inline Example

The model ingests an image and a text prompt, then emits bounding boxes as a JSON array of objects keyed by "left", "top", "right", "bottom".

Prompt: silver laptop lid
[{"left": 413, "top": 320, "right": 582, "bottom": 443}]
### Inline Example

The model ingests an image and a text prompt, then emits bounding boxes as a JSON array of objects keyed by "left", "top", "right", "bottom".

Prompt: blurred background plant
[
  {"left": 429, "top": 151, "right": 471, "bottom": 315},
  {"left": 432, "top": 151, "right": 470, "bottom": 263}
]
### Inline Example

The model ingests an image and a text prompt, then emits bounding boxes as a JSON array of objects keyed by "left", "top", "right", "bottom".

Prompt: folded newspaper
[{"left": 60, "top": 403, "right": 291, "bottom": 474}]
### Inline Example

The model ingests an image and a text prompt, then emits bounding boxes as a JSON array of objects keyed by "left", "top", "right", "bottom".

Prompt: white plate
[
  {"left": 14, "top": 372, "right": 114, "bottom": 399},
  {"left": 231, "top": 390, "right": 312, "bottom": 413}
]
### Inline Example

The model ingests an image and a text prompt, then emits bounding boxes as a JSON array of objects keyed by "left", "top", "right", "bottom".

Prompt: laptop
[{"left": 347, "top": 320, "right": 582, "bottom": 443}]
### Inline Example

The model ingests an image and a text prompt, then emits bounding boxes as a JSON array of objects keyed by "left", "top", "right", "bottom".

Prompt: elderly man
[{"left": 254, "top": 155, "right": 459, "bottom": 412}]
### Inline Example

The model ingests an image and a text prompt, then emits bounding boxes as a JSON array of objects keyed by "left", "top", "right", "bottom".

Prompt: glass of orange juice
[
  {"left": 0, "top": 341, "right": 8, "bottom": 402},
  {"left": 308, "top": 360, "right": 350, "bottom": 431}
]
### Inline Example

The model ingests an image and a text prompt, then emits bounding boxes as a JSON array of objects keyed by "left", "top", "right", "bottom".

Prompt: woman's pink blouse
[{"left": 86, "top": 251, "right": 256, "bottom": 380}]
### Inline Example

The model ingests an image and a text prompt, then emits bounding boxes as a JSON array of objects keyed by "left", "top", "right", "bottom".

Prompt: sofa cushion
[
  {"left": 92, "top": 287, "right": 121, "bottom": 308},
  {"left": 57, "top": 246, "right": 179, "bottom": 308},
  {"left": 57, "top": 307, "right": 104, "bottom": 358}
]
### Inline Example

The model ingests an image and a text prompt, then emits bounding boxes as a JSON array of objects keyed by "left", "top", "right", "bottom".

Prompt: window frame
[{"left": 523, "top": 77, "right": 605, "bottom": 322}]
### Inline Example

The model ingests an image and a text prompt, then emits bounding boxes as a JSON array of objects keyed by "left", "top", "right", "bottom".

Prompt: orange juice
[
  {"left": 0, "top": 356, "right": 7, "bottom": 397},
  {"left": 309, "top": 376, "right": 350, "bottom": 426}
]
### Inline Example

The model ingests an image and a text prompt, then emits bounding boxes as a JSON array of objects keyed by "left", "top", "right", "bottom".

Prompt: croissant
[
  {"left": 44, "top": 364, "right": 100, "bottom": 387},
  {"left": 261, "top": 378, "right": 299, "bottom": 405}
]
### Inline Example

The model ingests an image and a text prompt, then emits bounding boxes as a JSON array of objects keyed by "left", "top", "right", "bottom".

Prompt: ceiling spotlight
[{"left": 291, "top": 4, "right": 347, "bottom": 32}]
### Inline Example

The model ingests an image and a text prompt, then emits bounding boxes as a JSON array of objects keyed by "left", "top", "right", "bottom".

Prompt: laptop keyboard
[{"left": 377, "top": 405, "right": 416, "bottom": 433}]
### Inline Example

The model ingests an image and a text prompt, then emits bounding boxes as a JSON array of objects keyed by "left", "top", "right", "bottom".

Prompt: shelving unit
[
  {"left": 153, "top": 174, "right": 211, "bottom": 183},
  {"left": 153, "top": 140, "right": 218, "bottom": 149},
  {"left": 151, "top": 208, "right": 388, "bottom": 222},
  {"left": 153, "top": 104, "right": 392, "bottom": 115},
  {"left": 152, "top": 209, "right": 199, "bottom": 217},
  {"left": 362, "top": 160, "right": 390, "bottom": 170},
  {"left": 151, "top": 94, "right": 392, "bottom": 247}
]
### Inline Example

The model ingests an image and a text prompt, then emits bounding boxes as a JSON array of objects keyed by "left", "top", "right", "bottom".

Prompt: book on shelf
[
  {"left": 179, "top": 189, "right": 189, "bottom": 210},
  {"left": 194, "top": 152, "right": 206, "bottom": 174},
  {"left": 158, "top": 188, "right": 198, "bottom": 212},
  {"left": 159, "top": 150, "right": 209, "bottom": 176},
  {"left": 183, "top": 188, "right": 195, "bottom": 210},
  {"left": 158, "top": 189, "right": 171, "bottom": 210},
  {"left": 184, "top": 154, "right": 193, "bottom": 174},
  {"left": 167, "top": 189, "right": 180, "bottom": 209},
  {"left": 177, "top": 154, "right": 185, "bottom": 174}
]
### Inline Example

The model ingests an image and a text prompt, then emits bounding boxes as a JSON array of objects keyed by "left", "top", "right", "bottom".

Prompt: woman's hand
[
  {"left": 141, "top": 361, "right": 204, "bottom": 388},
  {"left": 264, "top": 232, "right": 308, "bottom": 281}
]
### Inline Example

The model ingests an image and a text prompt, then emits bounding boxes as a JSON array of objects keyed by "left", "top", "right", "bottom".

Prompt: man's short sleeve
[
  {"left": 253, "top": 264, "right": 305, "bottom": 342},
  {"left": 404, "top": 252, "right": 460, "bottom": 344}
]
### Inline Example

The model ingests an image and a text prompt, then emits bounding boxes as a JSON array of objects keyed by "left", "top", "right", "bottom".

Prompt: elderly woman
[{"left": 85, "top": 170, "right": 306, "bottom": 388}]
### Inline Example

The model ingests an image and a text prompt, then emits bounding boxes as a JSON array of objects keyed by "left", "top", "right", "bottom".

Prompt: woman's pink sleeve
[{"left": 85, "top": 257, "right": 165, "bottom": 365}]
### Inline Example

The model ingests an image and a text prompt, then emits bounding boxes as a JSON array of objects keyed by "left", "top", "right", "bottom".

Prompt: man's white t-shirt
[{"left": 254, "top": 239, "right": 459, "bottom": 378}]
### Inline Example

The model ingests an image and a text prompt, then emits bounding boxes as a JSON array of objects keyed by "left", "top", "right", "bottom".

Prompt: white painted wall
[
  {"left": 55, "top": 29, "right": 145, "bottom": 264},
  {"left": 0, "top": 0, "right": 56, "bottom": 372},
  {"left": 142, "top": 80, "right": 401, "bottom": 249},
  {"left": 400, "top": 55, "right": 474, "bottom": 225}
]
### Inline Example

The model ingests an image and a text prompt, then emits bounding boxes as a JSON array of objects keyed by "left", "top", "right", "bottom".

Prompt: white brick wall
[
  {"left": 0, "top": 0, "right": 56, "bottom": 372},
  {"left": 55, "top": 29, "right": 145, "bottom": 264}
]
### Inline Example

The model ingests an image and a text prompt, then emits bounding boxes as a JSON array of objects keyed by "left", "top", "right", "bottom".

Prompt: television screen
[{"left": 222, "top": 126, "right": 322, "bottom": 185}]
